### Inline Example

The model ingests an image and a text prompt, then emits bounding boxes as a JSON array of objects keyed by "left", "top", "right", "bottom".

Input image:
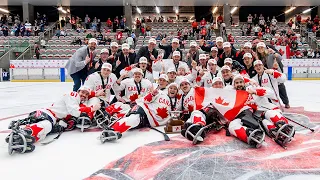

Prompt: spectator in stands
[
  {"left": 247, "top": 14, "right": 253, "bottom": 25},
  {"left": 33, "top": 23, "right": 39, "bottom": 36},
  {"left": 217, "top": 14, "right": 223, "bottom": 26},
  {"left": 186, "top": 41, "right": 200, "bottom": 67},
  {"left": 116, "top": 30, "right": 123, "bottom": 44},
  {"left": 113, "top": 16, "right": 119, "bottom": 32},
  {"left": 253, "top": 14, "right": 259, "bottom": 26},
  {"left": 135, "top": 38, "right": 158, "bottom": 69},
  {"left": 71, "top": 16, "right": 76, "bottom": 30},
  {"left": 307, "top": 20, "right": 313, "bottom": 32},
  {"left": 314, "top": 48, "right": 320, "bottom": 58},
  {"left": 84, "top": 14, "right": 90, "bottom": 29},
  {"left": 71, "top": 37, "right": 82, "bottom": 46},
  {"left": 97, "top": 19, "right": 101, "bottom": 32},
  {"left": 60, "top": 28, "right": 66, "bottom": 37},
  {"left": 146, "top": 25, "right": 151, "bottom": 36},
  {"left": 65, "top": 38, "right": 97, "bottom": 91},
  {"left": 43, "top": 14, "right": 48, "bottom": 26},
  {"left": 200, "top": 18, "right": 206, "bottom": 29},
  {"left": 254, "top": 24, "right": 260, "bottom": 36},
  {"left": 93, "top": 48, "right": 110, "bottom": 72},
  {"left": 218, "top": 42, "right": 240, "bottom": 67},
  {"left": 136, "top": 18, "right": 141, "bottom": 29},
  {"left": 86, "top": 32, "right": 93, "bottom": 39},
  {"left": 307, "top": 49, "right": 314, "bottom": 58},
  {"left": 7, "top": 15, "right": 12, "bottom": 26},
  {"left": 126, "top": 35, "right": 134, "bottom": 49},
  {"left": 271, "top": 16, "right": 277, "bottom": 26},
  {"left": 40, "top": 39, "right": 46, "bottom": 49},
  {"left": 25, "top": 21, "right": 32, "bottom": 36},
  {"left": 200, "top": 27, "right": 207, "bottom": 39},
  {"left": 191, "top": 20, "right": 198, "bottom": 36},
  {"left": 40, "top": 20, "right": 44, "bottom": 32},
  {"left": 65, "top": 16, "right": 70, "bottom": 28},
  {"left": 287, "top": 19, "right": 293, "bottom": 28},
  {"left": 14, "top": 24, "right": 19, "bottom": 36},
  {"left": 20, "top": 23, "right": 25, "bottom": 37},
  {"left": 295, "top": 14, "right": 301, "bottom": 28},
  {"left": 2, "top": 69, "right": 9, "bottom": 81},
  {"left": 266, "top": 17, "right": 271, "bottom": 27},
  {"left": 92, "top": 17, "right": 97, "bottom": 31},
  {"left": 314, "top": 15, "right": 319, "bottom": 26},
  {"left": 35, "top": 43, "right": 40, "bottom": 59},
  {"left": 114, "top": 43, "right": 136, "bottom": 77},
  {"left": 96, "top": 32, "right": 104, "bottom": 44},
  {"left": 2, "top": 24, "right": 9, "bottom": 36},
  {"left": 106, "top": 18, "right": 112, "bottom": 29},
  {"left": 316, "top": 28, "right": 320, "bottom": 37},
  {"left": 153, "top": 17, "right": 157, "bottom": 22},
  {"left": 159, "top": 38, "right": 183, "bottom": 60},
  {"left": 60, "top": 17, "right": 66, "bottom": 28}
]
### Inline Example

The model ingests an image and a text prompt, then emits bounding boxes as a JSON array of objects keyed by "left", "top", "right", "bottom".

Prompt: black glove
[{"left": 232, "top": 60, "right": 245, "bottom": 72}]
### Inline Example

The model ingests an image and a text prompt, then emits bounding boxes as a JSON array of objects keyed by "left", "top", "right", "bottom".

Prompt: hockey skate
[
  {"left": 247, "top": 128, "right": 265, "bottom": 148},
  {"left": 270, "top": 121, "right": 295, "bottom": 147},
  {"left": 76, "top": 113, "right": 92, "bottom": 132},
  {"left": 6, "top": 123, "right": 36, "bottom": 155},
  {"left": 94, "top": 109, "right": 111, "bottom": 129},
  {"left": 99, "top": 128, "right": 122, "bottom": 143},
  {"left": 182, "top": 123, "right": 206, "bottom": 145}
]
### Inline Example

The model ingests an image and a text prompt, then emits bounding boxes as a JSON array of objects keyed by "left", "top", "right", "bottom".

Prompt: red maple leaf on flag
[
  {"left": 112, "top": 122, "right": 131, "bottom": 133},
  {"left": 188, "top": 104, "right": 194, "bottom": 112},
  {"left": 176, "top": 93, "right": 182, "bottom": 100},
  {"left": 278, "top": 48, "right": 284, "bottom": 56},
  {"left": 256, "top": 88, "right": 267, "bottom": 96},
  {"left": 105, "top": 104, "right": 115, "bottom": 114},
  {"left": 215, "top": 97, "right": 229, "bottom": 106},
  {"left": 270, "top": 115, "right": 288, "bottom": 124},
  {"left": 273, "top": 71, "right": 282, "bottom": 78},
  {"left": 25, "top": 124, "right": 43, "bottom": 142},
  {"left": 113, "top": 105, "right": 123, "bottom": 113},
  {"left": 156, "top": 107, "right": 168, "bottom": 119},
  {"left": 129, "top": 93, "right": 139, "bottom": 102}
]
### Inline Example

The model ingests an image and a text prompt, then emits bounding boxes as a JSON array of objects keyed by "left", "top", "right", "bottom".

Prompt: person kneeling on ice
[
  {"left": 5, "top": 86, "right": 101, "bottom": 154},
  {"left": 99, "top": 83, "right": 179, "bottom": 143},
  {"left": 181, "top": 77, "right": 225, "bottom": 144},
  {"left": 228, "top": 75, "right": 294, "bottom": 148}
]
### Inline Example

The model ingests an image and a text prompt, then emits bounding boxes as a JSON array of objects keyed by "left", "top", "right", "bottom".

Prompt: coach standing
[{"left": 65, "top": 38, "right": 97, "bottom": 91}]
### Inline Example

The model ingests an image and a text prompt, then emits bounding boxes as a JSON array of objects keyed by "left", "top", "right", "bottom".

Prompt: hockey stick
[
  {"left": 149, "top": 126, "right": 170, "bottom": 141},
  {"left": 41, "top": 131, "right": 62, "bottom": 145}
]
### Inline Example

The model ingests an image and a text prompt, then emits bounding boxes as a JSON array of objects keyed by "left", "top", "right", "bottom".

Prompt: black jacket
[
  {"left": 135, "top": 46, "right": 158, "bottom": 64},
  {"left": 244, "top": 65, "right": 257, "bottom": 78},
  {"left": 114, "top": 52, "right": 136, "bottom": 77},
  {"left": 218, "top": 49, "right": 241, "bottom": 67}
]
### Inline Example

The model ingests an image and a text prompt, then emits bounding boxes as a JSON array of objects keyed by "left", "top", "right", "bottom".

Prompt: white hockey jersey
[
  {"left": 137, "top": 91, "right": 173, "bottom": 126},
  {"left": 120, "top": 67, "right": 154, "bottom": 83},
  {"left": 84, "top": 72, "right": 117, "bottom": 103},
  {"left": 153, "top": 59, "right": 190, "bottom": 74},
  {"left": 245, "top": 86, "right": 279, "bottom": 113},
  {"left": 176, "top": 88, "right": 195, "bottom": 114},
  {"left": 48, "top": 92, "right": 93, "bottom": 119},
  {"left": 113, "top": 78, "right": 153, "bottom": 103},
  {"left": 252, "top": 70, "right": 286, "bottom": 105},
  {"left": 200, "top": 71, "right": 219, "bottom": 87}
]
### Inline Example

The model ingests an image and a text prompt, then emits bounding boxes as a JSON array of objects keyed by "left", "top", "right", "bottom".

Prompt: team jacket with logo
[
  {"left": 113, "top": 78, "right": 153, "bottom": 103},
  {"left": 200, "top": 71, "right": 218, "bottom": 87},
  {"left": 120, "top": 67, "right": 154, "bottom": 83},
  {"left": 245, "top": 86, "right": 279, "bottom": 112},
  {"left": 84, "top": 72, "right": 117, "bottom": 102},
  {"left": 176, "top": 88, "right": 195, "bottom": 114}
]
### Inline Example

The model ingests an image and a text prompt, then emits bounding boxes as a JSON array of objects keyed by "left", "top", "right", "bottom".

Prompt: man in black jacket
[
  {"left": 199, "top": 37, "right": 224, "bottom": 57},
  {"left": 242, "top": 53, "right": 257, "bottom": 78},
  {"left": 159, "top": 38, "right": 182, "bottom": 60},
  {"left": 91, "top": 48, "right": 110, "bottom": 73},
  {"left": 135, "top": 38, "right": 158, "bottom": 71},
  {"left": 114, "top": 43, "right": 136, "bottom": 77},
  {"left": 218, "top": 42, "right": 241, "bottom": 67}
]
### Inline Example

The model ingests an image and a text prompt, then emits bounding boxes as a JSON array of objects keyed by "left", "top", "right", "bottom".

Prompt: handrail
[{"left": 16, "top": 44, "right": 32, "bottom": 60}]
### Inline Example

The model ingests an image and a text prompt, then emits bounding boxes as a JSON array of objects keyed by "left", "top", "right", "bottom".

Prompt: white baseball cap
[
  {"left": 78, "top": 86, "right": 91, "bottom": 93},
  {"left": 159, "top": 74, "right": 169, "bottom": 81},
  {"left": 199, "top": 54, "right": 206, "bottom": 60},
  {"left": 88, "top": 38, "right": 97, "bottom": 44},
  {"left": 224, "top": 58, "right": 233, "bottom": 64},
  {"left": 122, "top": 43, "right": 130, "bottom": 50},
  {"left": 211, "top": 47, "right": 218, "bottom": 52},
  {"left": 221, "top": 65, "right": 231, "bottom": 72},
  {"left": 110, "top": 42, "right": 118, "bottom": 47},
  {"left": 244, "top": 42, "right": 252, "bottom": 48},
  {"left": 148, "top": 38, "right": 157, "bottom": 44},
  {"left": 101, "top": 63, "right": 112, "bottom": 71},
  {"left": 208, "top": 59, "right": 217, "bottom": 65},
  {"left": 173, "top": 51, "right": 181, "bottom": 57},
  {"left": 167, "top": 67, "right": 177, "bottom": 73},
  {"left": 223, "top": 42, "right": 231, "bottom": 48},
  {"left": 179, "top": 78, "right": 190, "bottom": 86},
  {"left": 212, "top": 77, "right": 224, "bottom": 85},
  {"left": 168, "top": 82, "right": 179, "bottom": 89},
  {"left": 139, "top": 57, "right": 148, "bottom": 64},
  {"left": 100, "top": 48, "right": 109, "bottom": 54},
  {"left": 216, "top": 37, "right": 223, "bottom": 43},
  {"left": 243, "top": 53, "right": 253, "bottom": 59},
  {"left": 190, "top": 41, "right": 197, "bottom": 47},
  {"left": 257, "top": 42, "right": 266, "bottom": 48},
  {"left": 232, "top": 74, "right": 245, "bottom": 85},
  {"left": 132, "top": 68, "right": 143, "bottom": 74},
  {"left": 172, "top": 38, "right": 179, "bottom": 44},
  {"left": 253, "top": 60, "right": 263, "bottom": 66}
]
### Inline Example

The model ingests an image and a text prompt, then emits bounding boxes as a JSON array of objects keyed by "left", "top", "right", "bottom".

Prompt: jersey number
[{"left": 70, "top": 92, "right": 78, "bottom": 97}]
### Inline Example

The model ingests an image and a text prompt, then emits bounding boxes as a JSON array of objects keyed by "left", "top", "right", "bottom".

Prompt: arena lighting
[
  {"left": 156, "top": 6, "right": 160, "bottom": 14},
  {"left": 137, "top": 7, "right": 141, "bottom": 14},
  {"left": 57, "top": 6, "right": 63, "bottom": 11},
  {"left": 67, "top": 9, "right": 70, "bottom": 13},
  {"left": 212, "top": 7, "right": 218, "bottom": 14},
  {"left": 230, "top": 7, "right": 238, "bottom": 14},
  {"left": 61, "top": 9, "right": 67, "bottom": 14},
  {"left": 0, "top": 8, "right": 9, "bottom": 13},
  {"left": 175, "top": 9, "right": 179, "bottom": 14},
  {"left": 303, "top": 8, "right": 312, "bottom": 14},
  {"left": 285, "top": 6, "right": 296, "bottom": 14}
]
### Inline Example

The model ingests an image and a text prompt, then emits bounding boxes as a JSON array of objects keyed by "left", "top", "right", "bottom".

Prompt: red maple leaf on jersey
[
  {"left": 196, "top": 76, "right": 201, "bottom": 82},
  {"left": 116, "top": 113, "right": 126, "bottom": 119},
  {"left": 270, "top": 115, "right": 288, "bottom": 124},
  {"left": 247, "top": 102, "right": 258, "bottom": 111},
  {"left": 156, "top": 107, "right": 168, "bottom": 119},
  {"left": 193, "top": 116, "right": 205, "bottom": 126},
  {"left": 176, "top": 93, "right": 182, "bottom": 100},
  {"left": 215, "top": 97, "right": 229, "bottom": 106},
  {"left": 188, "top": 104, "right": 194, "bottom": 112},
  {"left": 25, "top": 124, "right": 43, "bottom": 141},
  {"left": 112, "top": 122, "right": 131, "bottom": 133},
  {"left": 129, "top": 93, "right": 139, "bottom": 102},
  {"left": 144, "top": 93, "right": 153, "bottom": 102},
  {"left": 256, "top": 88, "right": 267, "bottom": 96}
]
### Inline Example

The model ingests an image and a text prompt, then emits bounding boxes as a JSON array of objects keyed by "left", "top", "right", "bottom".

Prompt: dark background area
[
  {"left": 34, "top": 6, "right": 59, "bottom": 22},
  {"left": 239, "top": 6, "right": 286, "bottom": 22},
  {"left": 70, "top": 6, "right": 124, "bottom": 22},
  {"left": 194, "top": 6, "right": 216, "bottom": 22},
  {"left": 0, "top": 6, "right": 23, "bottom": 19}
]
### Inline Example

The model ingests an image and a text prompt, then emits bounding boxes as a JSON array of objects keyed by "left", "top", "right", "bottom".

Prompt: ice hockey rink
[{"left": 0, "top": 81, "right": 320, "bottom": 180}]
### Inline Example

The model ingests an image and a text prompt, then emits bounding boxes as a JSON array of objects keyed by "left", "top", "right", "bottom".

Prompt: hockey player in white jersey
[
  {"left": 113, "top": 68, "right": 153, "bottom": 106},
  {"left": 176, "top": 78, "right": 196, "bottom": 121},
  {"left": 157, "top": 74, "right": 169, "bottom": 91},
  {"left": 153, "top": 51, "right": 190, "bottom": 73},
  {"left": 99, "top": 83, "right": 179, "bottom": 143},
  {"left": 198, "top": 59, "right": 219, "bottom": 87},
  {"left": 120, "top": 57, "right": 154, "bottom": 83},
  {"left": 220, "top": 65, "right": 234, "bottom": 86},
  {"left": 5, "top": 86, "right": 101, "bottom": 154},
  {"left": 252, "top": 60, "right": 287, "bottom": 106}
]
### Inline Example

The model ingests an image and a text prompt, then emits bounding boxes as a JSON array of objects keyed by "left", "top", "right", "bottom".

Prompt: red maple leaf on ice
[
  {"left": 270, "top": 115, "right": 288, "bottom": 124},
  {"left": 156, "top": 107, "right": 168, "bottom": 119},
  {"left": 187, "top": 104, "right": 194, "bottom": 112},
  {"left": 215, "top": 97, "right": 229, "bottom": 106},
  {"left": 112, "top": 122, "right": 131, "bottom": 133},
  {"left": 129, "top": 93, "right": 139, "bottom": 101}
]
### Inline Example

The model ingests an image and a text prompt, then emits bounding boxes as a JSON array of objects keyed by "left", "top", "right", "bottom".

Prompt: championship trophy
[{"left": 164, "top": 111, "right": 185, "bottom": 134}]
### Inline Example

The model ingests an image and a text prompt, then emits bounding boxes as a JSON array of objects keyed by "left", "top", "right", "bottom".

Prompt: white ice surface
[{"left": 0, "top": 81, "right": 320, "bottom": 180}]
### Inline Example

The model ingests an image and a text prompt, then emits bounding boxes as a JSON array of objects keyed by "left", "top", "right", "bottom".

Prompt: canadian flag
[{"left": 194, "top": 87, "right": 250, "bottom": 121}]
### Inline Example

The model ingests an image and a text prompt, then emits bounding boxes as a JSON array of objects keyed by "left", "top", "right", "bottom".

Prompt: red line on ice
[{"left": 0, "top": 113, "right": 28, "bottom": 121}]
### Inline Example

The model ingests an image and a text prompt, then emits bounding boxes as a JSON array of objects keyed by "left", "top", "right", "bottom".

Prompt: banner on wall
[{"left": 10, "top": 60, "right": 68, "bottom": 69}]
